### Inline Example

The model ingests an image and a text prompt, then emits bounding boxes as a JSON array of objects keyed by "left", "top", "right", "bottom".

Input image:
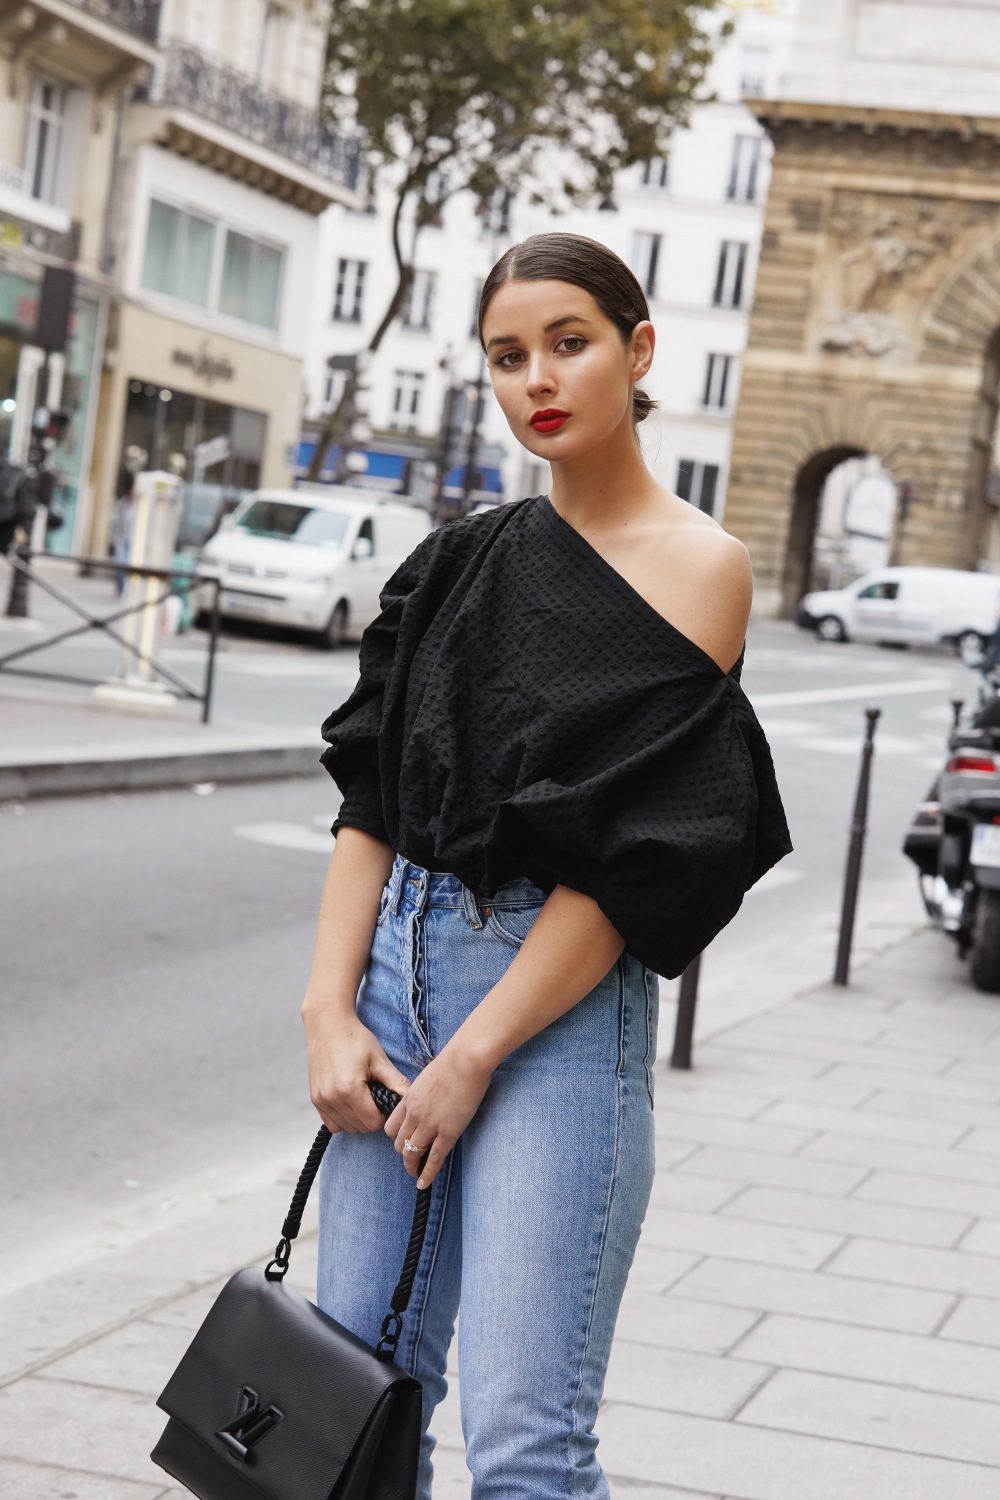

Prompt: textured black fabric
[{"left": 321, "top": 497, "right": 791, "bottom": 978}]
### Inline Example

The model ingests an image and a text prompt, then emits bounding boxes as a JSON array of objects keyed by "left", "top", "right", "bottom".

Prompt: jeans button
[{"left": 482, "top": 906, "right": 492, "bottom": 917}]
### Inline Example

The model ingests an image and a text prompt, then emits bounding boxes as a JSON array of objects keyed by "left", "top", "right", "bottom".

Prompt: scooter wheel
[{"left": 970, "top": 891, "right": 1000, "bottom": 993}]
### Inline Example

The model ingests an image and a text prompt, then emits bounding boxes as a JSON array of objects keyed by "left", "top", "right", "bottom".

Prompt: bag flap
[{"left": 157, "top": 1268, "right": 419, "bottom": 1500}]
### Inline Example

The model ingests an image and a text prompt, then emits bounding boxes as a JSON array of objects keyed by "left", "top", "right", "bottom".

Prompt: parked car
[
  {"left": 196, "top": 487, "right": 431, "bottom": 646},
  {"left": 796, "top": 567, "right": 1000, "bottom": 651}
]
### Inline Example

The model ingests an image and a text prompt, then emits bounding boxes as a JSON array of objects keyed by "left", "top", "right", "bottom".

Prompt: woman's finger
[
  {"left": 416, "top": 1138, "right": 450, "bottom": 1189},
  {"left": 371, "top": 1055, "right": 412, "bottom": 1100}
]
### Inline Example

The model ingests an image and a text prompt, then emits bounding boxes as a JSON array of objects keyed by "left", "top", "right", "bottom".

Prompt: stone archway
[
  {"left": 782, "top": 445, "right": 866, "bottom": 614},
  {"left": 723, "top": 100, "right": 1000, "bottom": 616}
]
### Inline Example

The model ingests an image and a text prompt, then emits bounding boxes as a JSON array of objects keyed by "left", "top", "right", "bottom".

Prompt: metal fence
[
  {"left": 68, "top": 0, "right": 161, "bottom": 42},
  {"left": 148, "top": 41, "right": 361, "bottom": 189},
  {"left": 0, "top": 551, "right": 223, "bottom": 724}
]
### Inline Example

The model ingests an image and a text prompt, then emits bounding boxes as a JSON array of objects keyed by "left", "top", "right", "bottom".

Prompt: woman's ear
[{"left": 630, "top": 321, "right": 655, "bottom": 383}]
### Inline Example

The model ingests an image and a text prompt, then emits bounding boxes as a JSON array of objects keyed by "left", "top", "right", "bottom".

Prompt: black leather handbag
[{"left": 151, "top": 1083, "right": 430, "bottom": 1500}]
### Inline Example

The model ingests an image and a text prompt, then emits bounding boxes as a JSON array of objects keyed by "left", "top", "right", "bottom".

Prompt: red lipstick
[{"left": 529, "top": 408, "right": 570, "bottom": 433}]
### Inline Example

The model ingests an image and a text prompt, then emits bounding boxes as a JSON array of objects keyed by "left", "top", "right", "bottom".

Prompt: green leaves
[{"left": 325, "top": 0, "right": 723, "bottom": 209}]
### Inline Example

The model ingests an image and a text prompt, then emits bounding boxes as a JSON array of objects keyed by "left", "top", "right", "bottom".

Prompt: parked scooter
[{"left": 904, "top": 640, "right": 1000, "bottom": 991}]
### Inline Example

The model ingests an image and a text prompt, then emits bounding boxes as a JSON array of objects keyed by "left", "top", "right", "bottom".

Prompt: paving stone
[
  {"left": 856, "top": 1169, "right": 1000, "bottom": 1219},
  {"left": 655, "top": 1084, "right": 773, "bottom": 1120},
  {"left": 712, "top": 1028, "right": 947, "bottom": 1077},
  {"left": 613, "top": 1292, "right": 761, "bottom": 1356},
  {"left": 695, "top": 1042, "right": 827, "bottom": 1080},
  {"left": 652, "top": 1139, "right": 702, "bottom": 1171},
  {"left": 142, "top": 1278, "right": 229, "bottom": 1333},
  {"left": 719, "top": 1185, "right": 970, "bottom": 1248},
  {"left": 608, "top": 1484, "right": 717, "bottom": 1500},
  {"left": 826, "top": 1063, "right": 1000, "bottom": 1104},
  {"left": 0, "top": 1377, "right": 166, "bottom": 1483},
  {"left": 675, "top": 1145, "right": 868, "bottom": 1197},
  {"left": 428, "top": 1441, "right": 471, "bottom": 1499},
  {"left": 596, "top": 1402, "right": 1000, "bottom": 1499},
  {"left": 33, "top": 1319, "right": 192, "bottom": 1399},
  {"left": 627, "top": 1247, "right": 703, "bottom": 1294},
  {"left": 732, "top": 1312, "right": 1000, "bottom": 1401},
  {"left": 649, "top": 1173, "right": 742, "bottom": 1215},
  {"left": 604, "top": 1340, "right": 770, "bottom": 1418},
  {"left": 802, "top": 1130, "right": 1000, "bottom": 1185},
  {"left": 737, "top": 1367, "right": 1000, "bottom": 1466},
  {"left": 960, "top": 1130, "right": 1000, "bottom": 1158},
  {"left": 641, "top": 1206, "right": 841, "bottom": 1271},
  {"left": 674, "top": 1258, "right": 953, "bottom": 1333},
  {"left": 864, "top": 1090, "right": 1000, "bottom": 1129},
  {"left": 654, "top": 1112, "right": 812, "bottom": 1155},
  {"left": 939, "top": 1296, "right": 1000, "bottom": 1348},
  {"left": 871, "top": 1026, "right": 1000, "bottom": 1059},
  {"left": 758, "top": 1100, "right": 964, "bottom": 1148},
  {"left": 737, "top": 1008, "right": 890, "bottom": 1043},
  {"left": 0, "top": 1456, "right": 165, "bottom": 1499},
  {"left": 959, "top": 1219, "right": 1000, "bottom": 1256},
  {"left": 826, "top": 1237, "right": 1000, "bottom": 1298}
]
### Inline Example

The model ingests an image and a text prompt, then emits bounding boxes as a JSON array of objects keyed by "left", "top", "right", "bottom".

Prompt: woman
[{"left": 304, "top": 233, "right": 790, "bottom": 1499}]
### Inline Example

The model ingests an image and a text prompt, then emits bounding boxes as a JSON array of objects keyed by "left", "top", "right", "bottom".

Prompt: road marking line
[
  {"left": 234, "top": 821, "right": 333, "bottom": 853},
  {"left": 749, "top": 678, "right": 949, "bottom": 709}
]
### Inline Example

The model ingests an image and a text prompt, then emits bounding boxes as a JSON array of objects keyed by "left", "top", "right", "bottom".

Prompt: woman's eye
[
  {"left": 557, "top": 336, "right": 587, "bottom": 353},
  {"left": 495, "top": 350, "right": 525, "bottom": 368}
]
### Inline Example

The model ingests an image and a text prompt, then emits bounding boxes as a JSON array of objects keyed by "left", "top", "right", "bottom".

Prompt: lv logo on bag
[{"left": 215, "top": 1386, "right": 284, "bottom": 1462}]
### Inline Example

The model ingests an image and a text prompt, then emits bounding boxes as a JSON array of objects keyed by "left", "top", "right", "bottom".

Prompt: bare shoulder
[{"left": 636, "top": 492, "right": 753, "bottom": 670}]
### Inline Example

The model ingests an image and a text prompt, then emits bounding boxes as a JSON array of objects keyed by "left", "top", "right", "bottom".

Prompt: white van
[
  {"left": 197, "top": 488, "right": 431, "bottom": 646},
  {"left": 797, "top": 567, "right": 1000, "bottom": 651}
]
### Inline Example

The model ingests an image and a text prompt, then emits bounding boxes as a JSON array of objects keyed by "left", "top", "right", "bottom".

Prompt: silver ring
[{"left": 403, "top": 1138, "right": 425, "bottom": 1155}]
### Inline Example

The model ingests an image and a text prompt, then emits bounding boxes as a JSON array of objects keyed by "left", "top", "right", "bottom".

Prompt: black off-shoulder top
[{"left": 321, "top": 497, "right": 791, "bottom": 978}]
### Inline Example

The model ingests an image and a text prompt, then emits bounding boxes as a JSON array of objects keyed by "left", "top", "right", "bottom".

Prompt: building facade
[
  {"left": 0, "top": 0, "right": 160, "bottom": 554},
  {"left": 87, "top": 0, "right": 358, "bottom": 555},
  {"left": 723, "top": 0, "right": 1000, "bottom": 614},
  {"left": 2, "top": 0, "right": 358, "bottom": 560},
  {"left": 301, "top": 1, "right": 800, "bottom": 514}
]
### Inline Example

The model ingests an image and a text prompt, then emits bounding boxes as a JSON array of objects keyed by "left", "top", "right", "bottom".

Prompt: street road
[{"left": 0, "top": 620, "right": 984, "bottom": 1279}]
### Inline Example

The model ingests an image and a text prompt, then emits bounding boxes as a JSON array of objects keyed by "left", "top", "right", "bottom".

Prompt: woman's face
[{"left": 482, "top": 279, "right": 654, "bottom": 463}]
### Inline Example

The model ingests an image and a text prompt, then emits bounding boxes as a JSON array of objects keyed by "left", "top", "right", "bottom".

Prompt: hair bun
[{"left": 632, "top": 388, "right": 657, "bottom": 424}]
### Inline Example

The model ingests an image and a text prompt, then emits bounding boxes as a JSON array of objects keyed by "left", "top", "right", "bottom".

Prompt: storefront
[
  {"left": 89, "top": 302, "right": 303, "bottom": 557},
  {"left": 0, "top": 257, "right": 103, "bottom": 555}
]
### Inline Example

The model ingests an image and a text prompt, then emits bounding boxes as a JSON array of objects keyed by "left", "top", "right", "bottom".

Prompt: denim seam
[
  {"left": 564, "top": 953, "right": 627, "bottom": 1495},
  {"left": 406, "top": 1144, "right": 458, "bottom": 1383}
]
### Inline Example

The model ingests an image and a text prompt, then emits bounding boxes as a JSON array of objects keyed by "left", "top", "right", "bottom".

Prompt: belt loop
[
  {"left": 462, "top": 883, "right": 483, "bottom": 929},
  {"left": 390, "top": 856, "right": 405, "bottom": 915}
]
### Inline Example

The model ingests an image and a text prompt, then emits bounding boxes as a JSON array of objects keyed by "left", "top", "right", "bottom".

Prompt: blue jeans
[{"left": 317, "top": 856, "right": 658, "bottom": 1500}]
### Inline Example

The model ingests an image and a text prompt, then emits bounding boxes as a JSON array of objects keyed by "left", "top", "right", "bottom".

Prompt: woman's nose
[{"left": 525, "top": 355, "right": 556, "bottom": 397}]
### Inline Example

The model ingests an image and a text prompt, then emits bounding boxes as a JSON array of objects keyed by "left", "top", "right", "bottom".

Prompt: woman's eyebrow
[{"left": 486, "top": 315, "right": 593, "bottom": 350}]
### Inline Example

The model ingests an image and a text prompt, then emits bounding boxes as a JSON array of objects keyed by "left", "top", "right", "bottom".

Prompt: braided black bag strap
[{"left": 263, "top": 1082, "right": 433, "bottom": 1364}]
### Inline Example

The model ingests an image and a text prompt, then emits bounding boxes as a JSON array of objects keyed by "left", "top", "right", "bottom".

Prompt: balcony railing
[
  {"left": 67, "top": 0, "right": 162, "bottom": 43},
  {"left": 146, "top": 42, "right": 360, "bottom": 190}
]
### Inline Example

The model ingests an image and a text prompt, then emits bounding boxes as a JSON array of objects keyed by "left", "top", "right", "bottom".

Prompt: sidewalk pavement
[{"left": 4, "top": 920, "right": 1000, "bottom": 1500}]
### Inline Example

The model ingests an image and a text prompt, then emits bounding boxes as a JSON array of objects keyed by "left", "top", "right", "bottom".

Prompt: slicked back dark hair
[{"left": 477, "top": 233, "right": 658, "bottom": 423}]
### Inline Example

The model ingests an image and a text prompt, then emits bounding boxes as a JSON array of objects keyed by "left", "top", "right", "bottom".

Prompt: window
[
  {"left": 236, "top": 501, "right": 351, "bottom": 548},
  {"left": 702, "top": 354, "right": 733, "bottom": 408},
  {"left": 390, "top": 370, "right": 425, "bottom": 430},
  {"left": 640, "top": 158, "right": 669, "bottom": 189},
  {"left": 25, "top": 78, "right": 67, "bottom": 204},
  {"left": 727, "top": 136, "right": 761, "bottom": 203},
  {"left": 141, "top": 198, "right": 285, "bottom": 330},
  {"left": 631, "top": 231, "right": 662, "bottom": 299},
  {"left": 740, "top": 47, "right": 769, "bottom": 97},
  {"left": 676, "top": 460, "right": 720, "bottom": 515},
  {"left": 403, "top": 270, "right": 436, "bottom": 331},
  {"left": 220, "top": 230, "right": 283, "bottom": 329},
  {"left": 483, "top": 187, "right": 512, "bottom": 235},
  {"left": 857, "top": 581, "right": 899, "bottom": 600},
  {"left": 333, "top": 258, "right": 366, "bottom": 322},
  {"left": 142, "top": 200, "right": 215, "bottom": 306},
  {"left": 712, "top": 241, "right": 748, "bottom": 308}
]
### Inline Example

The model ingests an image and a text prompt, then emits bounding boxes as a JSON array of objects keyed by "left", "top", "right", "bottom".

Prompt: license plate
[
  {"left": 971, "top": 824, "right": 1000, "bottom": 867},
  {"left": 223, "top": 593, "right": 271, "bottom": 617}
]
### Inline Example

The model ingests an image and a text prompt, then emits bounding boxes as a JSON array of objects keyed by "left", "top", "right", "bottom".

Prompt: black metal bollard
[
  {"left": 4, "top": 542, "right": 31, "bottom": 617},
  {"left": 833, "top": 707, "right": 881, "bottom": 986},
  {"left": 671, "top": 951, "right": 702, "bottom": 1070}
]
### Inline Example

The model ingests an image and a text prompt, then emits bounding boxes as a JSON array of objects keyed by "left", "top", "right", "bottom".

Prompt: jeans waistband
[{"left": 387, "top": 854, "right": 545, "bottom": 918}]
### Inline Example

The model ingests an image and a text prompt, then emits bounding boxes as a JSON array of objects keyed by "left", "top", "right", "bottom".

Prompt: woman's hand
[
  {"left": 304, "top": 1007, "right": 411, "bottom": 1135},
  {"left": 384, "top": 1045, "right": 493, "bottom": 1188}
]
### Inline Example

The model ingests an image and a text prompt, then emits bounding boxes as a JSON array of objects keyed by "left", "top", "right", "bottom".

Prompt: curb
[{"left": 0, "top": 743, "right": 325, "bottom": 801}]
